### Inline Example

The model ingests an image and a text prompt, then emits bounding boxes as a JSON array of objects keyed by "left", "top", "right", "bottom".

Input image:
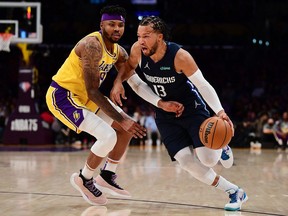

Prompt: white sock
[
  {"left": 215, "top": 175, "right": 239, "bottom": 193},
  {"left": 102, "top": 158, "right": 119, "bottom": 173},
  {"left": 81, "top": 162, "right": 95, "bottom": 180}
]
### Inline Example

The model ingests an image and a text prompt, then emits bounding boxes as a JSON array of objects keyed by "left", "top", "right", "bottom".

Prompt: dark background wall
[
  {"left": 38, "top": 0, "right": 288, "bottom": 47},
  {"left": 1, "top": 0, "right": 288, "bottom": 123}
]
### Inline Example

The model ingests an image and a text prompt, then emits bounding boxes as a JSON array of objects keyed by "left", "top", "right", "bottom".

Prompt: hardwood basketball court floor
[{"left": 0, "top": 144, "right": 287, "bottom": 216}]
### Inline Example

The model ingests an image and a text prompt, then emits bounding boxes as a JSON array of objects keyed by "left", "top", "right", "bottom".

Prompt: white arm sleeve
[
  {"left": 127, "top": 73, "right": 161, "bottom": 107},
  {"left": 188, "top": 69, "right": 223, "bottom": 114}
]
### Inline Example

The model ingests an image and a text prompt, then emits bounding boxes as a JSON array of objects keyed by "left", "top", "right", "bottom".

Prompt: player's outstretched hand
[
  {"left": 110, "top": 82, "right": 126, "bottom": 107},
  {"left": 119, "top": 118, "right": 146, "bottom": 139},
  {"left": 217, "top": 110, "right": 234, "bottom": 136},
  {"left": 158, "top": 100, "right": 184, "bottom": 117}
]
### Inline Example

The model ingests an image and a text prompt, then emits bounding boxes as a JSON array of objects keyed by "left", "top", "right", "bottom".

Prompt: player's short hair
[
  {"left": 139, "top": 16, "right": 170, "bottom": 40},
  {"left": 100, "top": 5, "right": 126, "bottom": 20}
]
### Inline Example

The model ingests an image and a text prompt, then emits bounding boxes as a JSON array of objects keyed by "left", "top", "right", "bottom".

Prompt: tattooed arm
[
  {"left": 75, "top": 36, "right": 125, "bottom": 122},
  {"left": 74, "top": 36, "right": 146, "bottom": 138}
]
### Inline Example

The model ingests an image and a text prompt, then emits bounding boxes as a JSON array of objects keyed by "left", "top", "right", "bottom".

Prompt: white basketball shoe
[
  {"left": 225, "top": 188, "right": 248, "bottom": 211},
  {"left": 220, "top": 145, "right": 234, "bottom": 168},
  {"left": 70, "top": 170, "right": 107, "bottom": 205},
  {"left": 94, "top": 170, "right": 131, "bottom": 198}
]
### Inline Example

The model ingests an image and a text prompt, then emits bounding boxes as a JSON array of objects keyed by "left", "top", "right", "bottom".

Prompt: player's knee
[
  {"left": 176, "top": 154, "right": 194, "bottom": 172},
  {"left": 105, "top": 129, "right": 118, "bottom": 148},
  {"left": 177, "top": 156, "right": 216, "bottom": 185},
  {"left": 178, "top": 162, "right": 191, "bottom": 173},
  {"left": 177, "top": 158, "right": 203, "bottom": 180},
  {"left": 91, "top": 129, "right": 117, "bottom": 157},
  {"left": 196, "top": 147, "right": 220, "bottom": 167},
  {"left": 198, "top": 157, "right": 218, "bottom": 168}
]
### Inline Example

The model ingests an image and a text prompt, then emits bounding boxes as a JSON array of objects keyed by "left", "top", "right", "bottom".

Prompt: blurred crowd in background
[{"left": 0, "top": 0, "right": 287, "bottom": 150}]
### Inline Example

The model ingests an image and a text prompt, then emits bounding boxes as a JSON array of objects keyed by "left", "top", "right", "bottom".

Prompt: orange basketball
[{"left": 199, "top": 116, "right": 233, "bottom": 149}]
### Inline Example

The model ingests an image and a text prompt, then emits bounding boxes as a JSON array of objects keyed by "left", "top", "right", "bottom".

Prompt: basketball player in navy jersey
[{"left": 111, "top": 16, "right": 248, "bottom": 211}]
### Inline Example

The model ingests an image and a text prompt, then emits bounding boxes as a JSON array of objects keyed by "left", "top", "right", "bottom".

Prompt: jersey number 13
[{"left": 153, "top": 85, "right": 167, "bottom": 97}]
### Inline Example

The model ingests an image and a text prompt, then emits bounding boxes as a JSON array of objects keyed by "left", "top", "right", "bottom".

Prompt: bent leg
[
  {"left": 174, "top": 147, "right": 247, "bottom": 210},
  {"left": 174, "top": 146, "right": 218, "bottom": 184},
  {"left": 195, "top": 146, "right": 222, "bottom": 167},
  {"left": 78, "top": 110, "right": 117, "bottom": 178},
  {"left": 95, "top": 108, "right": 133, "bottom": 197},
  {"left": 108, "top": 112, "right": 133, "bottom": 163}
]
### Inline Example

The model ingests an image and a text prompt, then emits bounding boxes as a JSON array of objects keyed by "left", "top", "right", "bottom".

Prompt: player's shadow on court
[{"left": 81, "top": 206, "right": 131, "bottom": 216}]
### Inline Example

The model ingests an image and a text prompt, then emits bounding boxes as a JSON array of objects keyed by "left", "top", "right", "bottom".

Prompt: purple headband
[{"left": 101, "top": 13, "right": 125, "bottom": 22}]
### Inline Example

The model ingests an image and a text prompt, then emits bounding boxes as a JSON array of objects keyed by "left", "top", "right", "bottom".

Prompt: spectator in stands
[
  {"left": 273, "top": 111, "right": 288, "bottom": 151},
  {"left": 131, "top": 107, "right": 147, "bottom": 146},
  {"left": 144, "top": 108, "right": 161, "bottom": 146},
  {"left": 0, "top": 103, "right": 8, "bottom": 143},
  {"left": 262, "top": 117, "right": 278, "bottom": 147}
]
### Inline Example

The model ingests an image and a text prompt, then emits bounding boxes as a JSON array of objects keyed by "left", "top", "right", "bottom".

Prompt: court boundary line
[{"left": 0, "top": 191, "right": 285, "bottom": 216}]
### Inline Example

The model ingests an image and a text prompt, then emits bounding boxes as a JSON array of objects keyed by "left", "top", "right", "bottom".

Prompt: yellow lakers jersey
[{"left": 52, "top": 31, "right": 119, "bottom": 101}]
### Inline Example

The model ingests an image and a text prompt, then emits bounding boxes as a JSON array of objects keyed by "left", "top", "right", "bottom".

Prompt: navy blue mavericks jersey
[{"left": 139, "top": 42, "right": 210, "bottom": 119}]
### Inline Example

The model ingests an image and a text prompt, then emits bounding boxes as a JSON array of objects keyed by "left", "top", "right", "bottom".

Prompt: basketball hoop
[{"left": 0, "top": 32, "right": 13, "bottom": 52}]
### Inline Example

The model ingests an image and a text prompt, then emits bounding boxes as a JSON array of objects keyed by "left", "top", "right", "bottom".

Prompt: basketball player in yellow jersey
[{"left": 46, "top": 5, "right": 184, "bottom": 205}]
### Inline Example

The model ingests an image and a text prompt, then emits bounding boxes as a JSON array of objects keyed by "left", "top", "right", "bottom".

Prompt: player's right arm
[
  {"left": 75, "top": 37, "right": 145, "bottom": 138},
  {"left": 112, "top": 42, "right": 184, "bottom": 117},
  {"left": 175, "top": 48, "right": 233, "bottom": 133}
]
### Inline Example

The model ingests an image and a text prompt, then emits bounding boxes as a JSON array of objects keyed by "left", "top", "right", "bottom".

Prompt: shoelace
[
  {"left": 229, "top": 191, "right": 238, "bottom": 203},
  {"left": 110, "top": 174, "right": 123, "bottom": 189},
  {"left": 221, "top": 147, "right": 230, "bottom": 160},
  {"left": 85, "top": 179, "right": 102, "bottom": 197}
]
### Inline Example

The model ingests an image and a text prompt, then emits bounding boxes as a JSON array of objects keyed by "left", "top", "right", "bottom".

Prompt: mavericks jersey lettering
[
  {"left": 52, "top": 31, "right": 119, "bottom": 101},
  {"left": 139, "top": 42, "right": 209, "bottom": 118}
]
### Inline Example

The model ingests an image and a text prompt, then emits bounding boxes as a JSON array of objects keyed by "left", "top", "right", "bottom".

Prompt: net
[{"left": 0, "top": 32, "right": 13, "bottom": 52}]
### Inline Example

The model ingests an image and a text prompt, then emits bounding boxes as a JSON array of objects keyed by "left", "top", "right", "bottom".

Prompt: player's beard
[
  {"left": 146, "top": 41, "right": 158, "bottom": 57},
  {"left": 102, "top": 29, "right": 120, "bottom": 43}
]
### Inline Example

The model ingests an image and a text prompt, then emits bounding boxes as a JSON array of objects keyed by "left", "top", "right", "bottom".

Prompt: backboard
[{"left": 0, "top": 1, "right": 42, "bottom": 44}]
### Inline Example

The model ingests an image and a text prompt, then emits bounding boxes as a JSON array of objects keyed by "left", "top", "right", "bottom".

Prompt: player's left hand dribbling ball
[{"left": 199, "top": 116, "right": 233, "bottom": 149}]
